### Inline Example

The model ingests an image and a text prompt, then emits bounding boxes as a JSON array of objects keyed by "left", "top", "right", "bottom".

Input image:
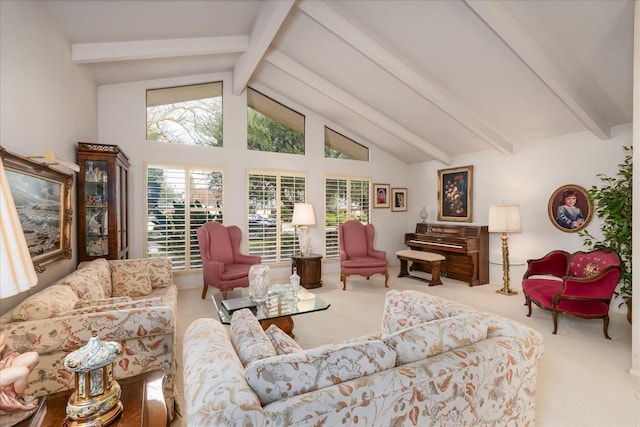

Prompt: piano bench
[{"left": 396, "top": 249, "right": 446, "bottom": 286}]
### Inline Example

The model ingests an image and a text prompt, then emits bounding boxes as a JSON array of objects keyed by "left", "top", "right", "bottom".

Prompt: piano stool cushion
[
  {"left": 381, "top": 290, "right": 460, "bottom": 336},
  {"left": 396, "top": 249, "right": 445, "bottom": 263}
]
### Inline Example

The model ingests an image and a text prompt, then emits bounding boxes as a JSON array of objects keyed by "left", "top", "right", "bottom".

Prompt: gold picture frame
[
  {"left": 548, "top": 184, "right": 593, "bottom": 233},
  {"left": 437, "top": 165, "right": 473, "bottom": 222},
  {"left": 373, "top": 183, "right": 390, "bottom": 208},
  {"left": 1, "top": 147, "right": 73, "bottom": 272}
]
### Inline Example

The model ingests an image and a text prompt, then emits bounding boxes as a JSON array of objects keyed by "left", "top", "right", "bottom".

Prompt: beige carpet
[{"left": 173, "top": 266, "right": 640, "bottom": 427}]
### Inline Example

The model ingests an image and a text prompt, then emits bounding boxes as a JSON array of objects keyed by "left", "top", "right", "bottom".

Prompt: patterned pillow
[
  {"left": 383, "top": 312, "right": 488, "bottom": 365},
  {"left": 230, "top": 309, "right": 276, "bottom": 366},
  {"left": 111, "top": 264, "right": 152, "bottom": 297},
  {"left": 265, "top": 324, "right": 303, "bottom": 355},
  {"left": 10, "top": 284, "right": 79, "bottom": 321},
  {"left": 76, "top": 258, "right": 113, "bottom": 297},
  {"left": 245, "top": 340, "right": 396, "bottom": 405},
  {"left": 381, "top": 289, "right": 458, "bottom": 336},
  {"left": 61, "top": 267, "right": 107, "bottom": 301},
  {"left": 109, "top": 258, "right": 173, "bottom": 289}
]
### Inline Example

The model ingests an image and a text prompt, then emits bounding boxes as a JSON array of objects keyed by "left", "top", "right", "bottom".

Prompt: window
[
  {"left": 325, "top": 176, "right": 371, "bottom": 258},
  {"left": 146, "top": 82, "right": 223, "bottom": 146},
  {"left": 247, "top": 87, "right": 305, "bottom": 154},
  {"left": 324, "top": 127, "right": 369, "bottom": 161},
  {"left": 248, "top": 171, "right": 307, "bottom": 263},
  {"left": 146, "top": 164, "right": 223, "bottom": 271}
]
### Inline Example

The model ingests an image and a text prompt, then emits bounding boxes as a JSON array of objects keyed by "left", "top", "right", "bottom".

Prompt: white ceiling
[{"left": 43, "top": 0, "right": 634, "bottom": 164}]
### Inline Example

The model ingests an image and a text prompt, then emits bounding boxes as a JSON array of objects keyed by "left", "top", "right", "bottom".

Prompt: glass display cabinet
[{"left": 77, "top": 142, "right": 130, "bottom": 261}]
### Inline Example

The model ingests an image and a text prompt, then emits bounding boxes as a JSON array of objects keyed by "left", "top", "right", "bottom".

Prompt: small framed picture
[
  {"left": 373, "top": 183, "right": 390, "bottom": 208},
  {"left": 391, "top": 187, "right": 407, "bottom": 212},
  {"left": 548, "top": 184, "right": 593, "bottom": 232}
]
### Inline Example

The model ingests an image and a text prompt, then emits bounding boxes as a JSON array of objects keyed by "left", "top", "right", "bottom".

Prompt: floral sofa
[
  {"left": 0, "top": 257, "right": 177, "bottom": 417},
  {"left": 183, "top": 290, "right": 544, "bottom": 426}
]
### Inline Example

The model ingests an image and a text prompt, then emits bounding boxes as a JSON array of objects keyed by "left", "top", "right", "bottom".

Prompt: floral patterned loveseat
[
  {"left": 183, "top": 290, "right": 544, "bottom": 426},
  {"left": 0, "top": 257, "right": 177, "bottom": 417}
]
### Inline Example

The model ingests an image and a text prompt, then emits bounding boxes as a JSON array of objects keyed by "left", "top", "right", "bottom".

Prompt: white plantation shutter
[
  {"left": 248, "top": 171, "right": 306, "bottom": 263},
  {"left": 324, "top": 176, "right": 371, "bottom": 258},
  {"left": 146, "top": 165, "right": 223, "bottom": 271}
]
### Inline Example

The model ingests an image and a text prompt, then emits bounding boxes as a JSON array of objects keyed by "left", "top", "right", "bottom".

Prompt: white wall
[
  {"left": 409, "top": 123, "right": 632, "bottom": 306},
  {"left": 0, "top": 1, "right": 98, "bottom": 313},
  {"left": 97, "top": 73, "right": 412, "bottom": 286}
]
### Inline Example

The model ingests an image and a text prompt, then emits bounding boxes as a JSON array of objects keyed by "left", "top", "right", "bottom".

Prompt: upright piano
[{"left": 404, "top": 223, "right": 489, "bottom": 286}]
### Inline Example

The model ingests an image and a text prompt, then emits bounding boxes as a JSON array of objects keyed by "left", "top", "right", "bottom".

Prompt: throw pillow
[
  {"left": 111, "top": 264, "right": 152, "bottom": 297},
  {"left": 230, "top": 309, "right": 277, "bottom": 366},
  {"left": 381, "top": 289, "right": 458, "bottom": 336},
  {"left": 265, "top": 324, "right": 303, "bottom": 355},
  {"left": 383, "top": 312, "right": 489, "bottom": 366},
  {"left": 245, "top": 340, "right": 396, "bottom": 405},
  {"left": 61, "top": 267, "right": 107, "bottom": 301},
  {"left": 109, "top": 258, "right": 173, "bottom": 289},
  {"left": 10, "top": 285, "right": 79, "bottom": 321},
  {"left": 76, "top": 258, "right": 113, "bottom": 297}
]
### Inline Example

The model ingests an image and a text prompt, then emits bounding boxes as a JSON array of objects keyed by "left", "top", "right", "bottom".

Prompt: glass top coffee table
[{"left": 211, "top": 287, "right": 330, "bottom": 338}]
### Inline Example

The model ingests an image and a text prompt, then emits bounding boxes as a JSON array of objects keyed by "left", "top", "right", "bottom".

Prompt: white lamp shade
[
  {"left": 488, "top": 203, "right": 521, "bottom": 233},
  {"left": 292, "top": 203, "right": 316, "bottom": 226},
  {"left": 1, "top": 156, "right": 38, "bottom": 297}
]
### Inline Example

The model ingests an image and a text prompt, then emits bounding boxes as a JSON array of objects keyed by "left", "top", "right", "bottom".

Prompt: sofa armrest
[
  {"left": 183, "top": 318, "right": 265, "bottom": 426},
  {"left": 1, "top": 305, "right": 175, "bottom": 355}
]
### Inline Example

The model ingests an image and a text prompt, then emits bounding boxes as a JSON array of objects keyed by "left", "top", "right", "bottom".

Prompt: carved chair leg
[
  {"left": 383, "top": 272, "right": 389, "bottom": 288},
  {"left": 201, "top": 284, "right": 209, "bottom": 299},
  {"left": 525, "top": 297, "right": 532, "bottom": 317},
  {"left": 341, "top": 274, "right": 347, "bottom": 290},
  {"left": 603, "top": 316, "right": 612, "bottom": 340},
  {"left": 551, "top": 310, "right": 559, "bottom": 334}
]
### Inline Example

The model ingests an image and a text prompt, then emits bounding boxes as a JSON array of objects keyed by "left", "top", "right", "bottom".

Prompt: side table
[
  {"left": 291, "top": 253, "right": 323, "bottom": 289},
  {"left": 17, "top": 370, "right": 168, "bottom": 427}
]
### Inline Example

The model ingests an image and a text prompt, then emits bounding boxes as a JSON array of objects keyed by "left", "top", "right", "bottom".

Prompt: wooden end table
[
  {"left": 18, "top": 370, "right": 168, "bottom": 427},
  {"left": 291, "top": 253, "right": 323, "bottom": 289}
]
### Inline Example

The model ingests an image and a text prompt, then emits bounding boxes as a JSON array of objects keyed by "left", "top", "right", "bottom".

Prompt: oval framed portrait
[{"left": 548, "top": 184, "right": 593, "bottom": 233}]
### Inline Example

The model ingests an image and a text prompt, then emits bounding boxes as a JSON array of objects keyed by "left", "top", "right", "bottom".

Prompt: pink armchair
[
  {"left": 197, "top": 221, "right": 262, "bottom": 299},
  {"left": 522, "top": 249, "right": 621, "bottom": 339},
  {"left": 338, "top": 220, "right": 389, "bottom": 291}
]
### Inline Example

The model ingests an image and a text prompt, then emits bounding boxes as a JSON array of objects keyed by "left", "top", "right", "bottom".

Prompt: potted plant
[{"left": 578, "top": 146, "right": 632, "bottom": 323}]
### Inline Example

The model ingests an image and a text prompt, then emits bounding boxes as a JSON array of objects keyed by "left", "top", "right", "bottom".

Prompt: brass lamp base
[
  {"left": 496, "top": 287, "right": 518, "bottom": 296},
  {"left": 496, "top": 232, "right": 518, "bottom": 296}
]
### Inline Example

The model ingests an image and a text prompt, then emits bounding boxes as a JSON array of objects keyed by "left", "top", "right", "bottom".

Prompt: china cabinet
[{"left": 77, "top": 142, "right": 130, "bottom": 261}]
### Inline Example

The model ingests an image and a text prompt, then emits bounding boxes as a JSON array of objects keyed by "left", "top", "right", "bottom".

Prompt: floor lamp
[
  {"left": 292, "top": 203, "right": 316, "bottom": 257},
  {"left": 488, "top": 203, "right": 521, "bottom": 296}
]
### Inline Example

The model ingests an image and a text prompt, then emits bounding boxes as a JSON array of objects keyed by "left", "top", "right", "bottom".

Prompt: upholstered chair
[
  {"left": 338, "top": 220, "right": 389, "bottom": 291},
  {"left": 196, "top": 221, "right": 262, "bottom": 299},
  {"left": 522, "top": 248, "right": 622, "bottom": 339}
]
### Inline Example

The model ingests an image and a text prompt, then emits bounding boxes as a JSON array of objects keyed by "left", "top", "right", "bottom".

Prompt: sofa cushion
[
  {"left": 381, "top": 289, "right": 458, "bottom": 336},
  {"left": 61, "top": 265, "right": 107, "bottom": 301},
  {"left": 109, "top": 258, "right": 174, "bottom": 289},
  {"left": 111, "top": 263, "right": 153, "bottom": 297},
  {"left": 76, "top": 258, "right": 113, "bottom": 298},
  {"left": 74, "top": 296, "right": 132, "bottom": 309},
  {"left": 10, "top": 284, "right": 79, "bottom": 321},
  {"left": 245, "top": 339, "right": 396, "bottom": 405},
  {"left": 230, "top": 309, "right": 277, "bottom": 365},
  {"left": 265, "top": 324, "right": 303, "bottom": 355},
  {"left": 383, "top": 312, "right": 489, "bottom": 365}
]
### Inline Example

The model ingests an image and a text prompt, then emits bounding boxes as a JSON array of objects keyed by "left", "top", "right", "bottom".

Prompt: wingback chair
[
  {"left": 522, "top": 248, "right": 622, "bottom": 339},
  {"left": 197, "top": 221, "right": 262, "bottom": 299},
  {"left": 338, "top": 220, "right": 389, "bottom": 291}
]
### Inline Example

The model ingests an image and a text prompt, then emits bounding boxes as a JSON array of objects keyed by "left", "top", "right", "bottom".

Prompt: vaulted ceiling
[{"left": 43, "top": 0, "right": 634, "bottom": 164}]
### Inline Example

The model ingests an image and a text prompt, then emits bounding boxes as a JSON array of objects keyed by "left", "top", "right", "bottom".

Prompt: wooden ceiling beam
[
  {"left": 465, "top": 0, "right": 610, "bottom": 140},
  {"left": 298, "top": 0, "right": 515, "bottom": 155},
  {"left": 232, "top": 0, "right": 295, "bottom": 95},
  {"left": 265, "top": 49, "right": 452, "bottom": 165}
]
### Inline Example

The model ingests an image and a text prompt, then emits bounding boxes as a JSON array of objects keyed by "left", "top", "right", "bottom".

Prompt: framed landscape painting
[
  {"left": 373, "top": 183, "right": 390, "bottom": 208},
  {"left": 1, "top": 148, "right": 73, "bottom": 272},
  {"left": 438, "top": 165, "right": 473, "bottom": 222}
]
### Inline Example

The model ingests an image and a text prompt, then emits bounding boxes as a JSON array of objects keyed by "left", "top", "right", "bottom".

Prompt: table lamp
[
  {"left": 292, "top": 203, "right": 316, "bottom": 257},
  {"left": 488, "top": 203, "right": 521, "bottom": 296}
]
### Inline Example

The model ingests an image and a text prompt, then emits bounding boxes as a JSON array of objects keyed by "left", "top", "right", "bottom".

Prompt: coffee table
[{"left": 212, "top": 288, "right": 330, "bottom": 337}]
